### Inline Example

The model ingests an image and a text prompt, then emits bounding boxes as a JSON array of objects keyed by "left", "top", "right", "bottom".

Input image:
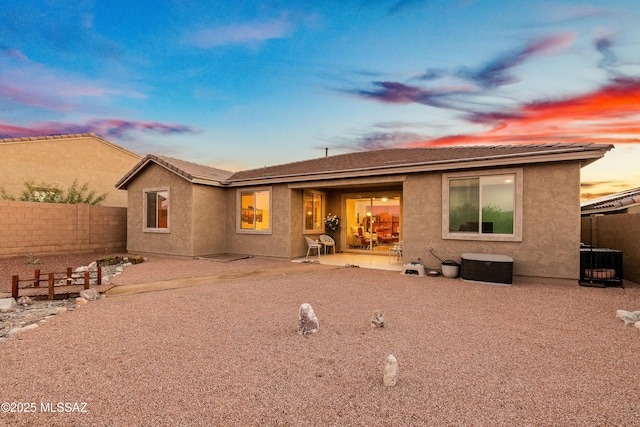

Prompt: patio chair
[
  {"left": 319, "top": 234, "right": 336, "bottom": 255},
  {"left": 389, "top": 240, "right": 404, "bottom": 263},
  {"left": 305, "top": 236, "right": 321, "bottom": 260}
]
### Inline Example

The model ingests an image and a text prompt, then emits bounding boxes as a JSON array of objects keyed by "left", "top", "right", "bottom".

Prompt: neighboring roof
[
  {"left": 0, "top": 133, "right": 141, "bottom": 159},
  {"left": 581, "top": 186, "right": 640, "bottom": 215},
  {"left": 116, "top": 143, "right": 613, "bottom": 189},
  {"left": 227, "top": 143, "right": 613, "bottom": 185},
  {"left": 116, "top": 154, "right": 234, "bottom": 189}
]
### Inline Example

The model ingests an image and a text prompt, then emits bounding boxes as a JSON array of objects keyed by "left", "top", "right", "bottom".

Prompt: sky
[{"left": 1, "top": 0, "right": 639, "bottom": 200}]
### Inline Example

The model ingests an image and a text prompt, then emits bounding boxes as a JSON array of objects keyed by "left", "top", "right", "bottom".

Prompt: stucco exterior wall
[
  {"left": 125, "top": 164, "right": 196, "bottom": 256},
  {"left": 224, "top": 184, "right": 292, "bottom": 258},
  {"left": 0, "top": 135, "right": 141, "bottom": 207},
  {"left": 290, "top": 189, "right": 306, "bottom": 258},
  {"left": 192, "top": 184, "right": 227, "bottom": 255},
  {"left": 0, "top": 200, "right": 126, "bottom": 257},
  {"left": 402, "top": 162, "right": 582, "bottom": 280}
]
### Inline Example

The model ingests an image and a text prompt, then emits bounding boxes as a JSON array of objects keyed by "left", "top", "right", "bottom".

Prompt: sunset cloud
[
  {"left": 0, "top": 47, "right": 29, "bottom": 62},
  {"left": 348, "top": 81, "right": 472, "bottom": 108},
  {"left": 455, "top": 33, "right": 575, "bottom": 89},
  {"left": 348, "top": 33, "right": 575, "bottom": 110},
  {"left": 407, "top": 76, "right": 640, "bottom": 146},
  {"left": 0, "top": 62, "right": 146, "bottom": 113},
  {"left": 0, "top": 119, "right": 200, "bottom": 140}
]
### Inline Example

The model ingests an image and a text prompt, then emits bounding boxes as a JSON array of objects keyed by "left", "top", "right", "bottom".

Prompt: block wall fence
[
  {"left": 0, "top": 200, "right": 126, "bottom": 258},
  {"left": 581, "top": 213, "right": 640, "bottom": 286}
]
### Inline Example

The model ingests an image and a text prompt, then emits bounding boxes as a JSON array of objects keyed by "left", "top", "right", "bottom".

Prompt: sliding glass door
[{"left": 345, "top": 193, "right": 401, "bottom": 252}]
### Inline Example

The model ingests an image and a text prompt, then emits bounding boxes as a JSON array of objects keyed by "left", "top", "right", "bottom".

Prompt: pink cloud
[{"left": 0, "top": 119, "right": 199, "bottom": 140}]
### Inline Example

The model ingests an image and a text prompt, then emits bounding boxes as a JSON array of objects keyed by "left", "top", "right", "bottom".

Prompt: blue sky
[{"left": 1, "top": 0, "right": 639, "bottom": 199}]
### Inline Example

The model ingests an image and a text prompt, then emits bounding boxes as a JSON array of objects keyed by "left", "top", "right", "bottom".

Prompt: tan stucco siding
[
  {"left": 290, "top": 189, "right": 305, "bottom": 258},
  {"left": 224, "top": 184, "right": 292, "bottom": 258},
  {"left": 192, "top": 184, "right": 227, "bottom": 256},
  {"left": 402, "top": 162, "right": 581, "bottom": 280},
  {"left": 0, "top": 136, "right": 141, "bottom": 207},
  {"left": 125, "top": 164, "right": 195, "bottom": 256}
]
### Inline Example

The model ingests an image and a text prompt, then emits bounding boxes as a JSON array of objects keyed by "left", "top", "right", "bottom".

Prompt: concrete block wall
[{"left": 0, "top": 200, "right": 126, "bottom": 258}]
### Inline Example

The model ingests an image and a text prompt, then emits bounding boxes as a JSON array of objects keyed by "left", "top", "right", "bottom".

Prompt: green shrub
[{"left": 0, "top": 180, "right": 107, "bottom": 205}]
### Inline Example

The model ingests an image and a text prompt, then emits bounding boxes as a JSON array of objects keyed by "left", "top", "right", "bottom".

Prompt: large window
[
  {"left": 144, "top": 188, "right": 169, "bottom": 231},
  {"left": 238, "top": 188, "right": 271, "bottom": 233},
  {"left": 304, "top": 191, "right": 324, "bottom": 232},
  {"left": 443, "top": 170, "right": 522, "bottom": 241}
]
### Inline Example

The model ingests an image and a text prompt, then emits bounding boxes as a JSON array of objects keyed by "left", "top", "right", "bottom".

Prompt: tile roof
[
  {"left": 581, "top": 186, "right": 640, "bottom": 214},
  {"left": 228, "top": 143, "right": 612, "bottom": 184},
  {"left": 116, "top": 154, "right": 234, "bottom": 188},
  {"left": 117, "top": 143, "right": 613, "bottom": 188}
]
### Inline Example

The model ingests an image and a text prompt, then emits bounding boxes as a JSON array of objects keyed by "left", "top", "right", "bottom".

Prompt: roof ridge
[
  {"left": 154, "top": 154, "right": 234, "bottom": 174},
  {"left": 0, "top": 133, "right": 142, "bottom": 159},
  {"left": 0, "top": 133, "right": 97, "bottom": 143}
]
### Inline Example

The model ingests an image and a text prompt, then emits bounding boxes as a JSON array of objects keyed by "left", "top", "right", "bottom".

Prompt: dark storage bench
[
  {"left": 461, "top": 253, "right": 514, "bottom": 285},
  {"left": 579, "top": 247, "right": 623, "bottom": 288}
]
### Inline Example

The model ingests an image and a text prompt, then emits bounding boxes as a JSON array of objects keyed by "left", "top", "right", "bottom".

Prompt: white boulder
[
  {"left": 616, "top": 310, "right": 639, "bottom": 326},
  {"left": 383, "top": 354, "right": 398, "bottom": 387},
  {"left": 298, "top": 303, "right": 319, "bottom": 335},
  {"left": 0, "top": 298, "right": 17, "bottom": 313},
  {"left": 371, "top": 310, "right": 385, "bottom": 328}
]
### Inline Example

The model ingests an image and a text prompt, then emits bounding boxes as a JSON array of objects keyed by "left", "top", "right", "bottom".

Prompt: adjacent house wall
[
  {"left": 402, "top": 162, "right": 582, "bottom": 280},
  {"left": 0, "top": 135, "right": 141, "bottom": 207},
  {"left": 0, "top": 200, "right": 126, "bottom": 257},
  {"left": 581, "top": 213, "right": 640, "bottom": 285}
]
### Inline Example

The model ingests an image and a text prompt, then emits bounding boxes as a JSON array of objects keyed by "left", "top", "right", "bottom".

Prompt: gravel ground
[{"left": 1, "top": 254, "right": 639, "bottom": 426}]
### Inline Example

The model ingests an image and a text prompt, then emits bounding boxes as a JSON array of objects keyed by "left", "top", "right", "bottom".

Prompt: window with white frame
[
  {"left": 303, "top": 191, "right": 324, "bottom": 233},
  {"left": 443, "top": 170, "right": 522, "bottom": 241},
  {"left": 238, "top": 188, "right": 271, "bottom": 233},
  {"left": 144, "top": 188, "right": 169, "bottom": 231}
]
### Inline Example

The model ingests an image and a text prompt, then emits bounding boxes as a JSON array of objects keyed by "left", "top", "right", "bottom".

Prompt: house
[
  {"left": 116, "top": 143, "right": 613, "bottom": 282},
  {"left": 0, "top": 133, "right": 142, "bottom": 207},
  {"left": 580, "top": 186, "right": 640, "bottom": 215}
]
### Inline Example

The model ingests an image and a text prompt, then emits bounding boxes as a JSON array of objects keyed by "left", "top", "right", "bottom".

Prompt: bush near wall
[{"left": 0, "top": 200, "right": 126, "bottom": 258}]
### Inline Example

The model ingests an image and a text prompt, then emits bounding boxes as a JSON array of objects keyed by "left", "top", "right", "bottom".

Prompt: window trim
[
  {"left": 303, "top": 190, "right": 325, "bottom": 234},
  {"left": 442, "top": 168, "right": 523, "bottom": 242},
  {"left": 236, "top": 186, "right": 272, "bottom": 234},
  {"left": 143, "top": 187, "right": 170, "bottom": 233}
]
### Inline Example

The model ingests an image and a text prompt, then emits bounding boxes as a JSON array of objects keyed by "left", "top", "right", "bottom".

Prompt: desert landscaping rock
[
  {"left": 1, "top": 298, "right": 76, "bottom": 340},
  {"left": 16, "top": 295, "right": 34, "bottom": 305},
  {"left": 298, "top": 303, "right": 319, "bottom": 335},
  {"left": 615, "top": 309, "right": 639, "bottom": 325},
  {"left": 7, "top": 323, "right": 39, "bottom": 337},
  {"left": 0, "top": 297, "right": 17, "bottom": 313},
  {"left": 383, "top": 354, "right": 398, "bottom": 386},
  {"left": 79, "top": 288, "right": 99, "bottom": 301},
  {"left": 370, "top": 309, "right": 384, "bottom": 328}
]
